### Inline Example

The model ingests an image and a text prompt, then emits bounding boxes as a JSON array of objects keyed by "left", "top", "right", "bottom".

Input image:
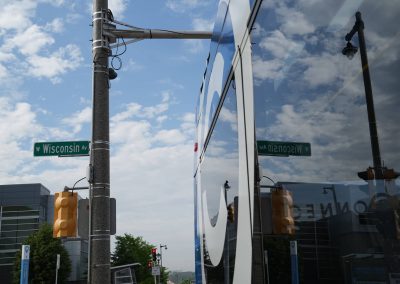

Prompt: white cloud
[
  {"left": 0, "top": 1, "right": 37, "bottom": 31},
  {"left": 153, "top": 129, "right": 186, "bottom": 145},
  {"left": 62, "top": 107, "right": 92, "bottom": 134},
  {"left": 0, "top": 99, "right": 41, "bottom": 143},
  {"left": 122, "top": 58, "right": 143, "bottom": 72},
  {"left": 180, "top": 112, "right": 195, "bottom": 134},
  {"left": 109, "top": 0, "right": 128, "bottom": 19},
  {"left": 166, "top": 0, "right": 210, "bottom": 13},
  {"left": 0, "top": 63, "right": 7, "bottom": 78},
  {"left": 111, "top": 103, "right": 142, "bottom": 123},
  {"left": 44, "top": 18, "right": 64, "bottom": 33},
  {"left": 4, "top": 25, "right": 55, "bottom": 55},
  {"left": 27, "top": 44, "right": 83, "bottom": 82},
  {"left": 192, "top": 18, "right": 214, "bottom": 31},
  {"left": 184, "top": 39, "right": 206, "bottom": 54}
]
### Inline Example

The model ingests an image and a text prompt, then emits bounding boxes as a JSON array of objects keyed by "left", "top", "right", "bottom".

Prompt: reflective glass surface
[
  {"left": 252, "top": 1, "right": 400, "bottom": 283},
  {"left": 200, "top": 80, "right": 238, "bottom": 283}
]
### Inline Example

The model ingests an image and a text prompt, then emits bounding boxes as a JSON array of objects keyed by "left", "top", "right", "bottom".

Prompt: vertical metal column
[
  {"left": 89, "top": 0, "right": 111, "bottom": 283},
  {"left": 346, "top": 12, "right": 382, "bottom": 178}
]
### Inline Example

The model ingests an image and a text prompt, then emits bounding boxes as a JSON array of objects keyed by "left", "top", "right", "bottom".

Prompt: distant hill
[{"left": 169, "top": 271, "right": 195, "bottom": 283}]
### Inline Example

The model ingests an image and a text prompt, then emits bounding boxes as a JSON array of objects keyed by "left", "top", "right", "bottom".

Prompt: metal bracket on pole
[{"left": 101, "top": 9, "right": 212, "bottom": 50}]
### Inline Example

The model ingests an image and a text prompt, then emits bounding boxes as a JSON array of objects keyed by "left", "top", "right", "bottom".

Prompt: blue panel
[{"left": 193, "top": 179, "right": 203, "bottom": 284}]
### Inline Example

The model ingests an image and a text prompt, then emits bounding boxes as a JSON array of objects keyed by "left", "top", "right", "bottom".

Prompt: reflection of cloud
[
  {"left": 300, "top": 54, "right": 341, "bottom": 88},
  {"left": 252, "top": 56, "right": 283, "bottom": 81},
  {"left": 275, "top": 5, "right": 315, "bottom": 36},
  {"left": 219, "top": 107, "right": 237, "bottom": 132},
  {"left": 260, "top": 30, "right": 304, "bottom": 59}
]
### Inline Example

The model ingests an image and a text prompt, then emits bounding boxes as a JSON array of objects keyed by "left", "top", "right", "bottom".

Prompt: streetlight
[
  {"left": 159, "top": 244, "right": 167, "bottom": 283},
  {"left": 342, "top": 12, "right": 399, "bottom": 182},
  {"left": 323, "top": 186, "right": 340, "bottom": 215},
  {"left": 342, "top": 11, "right": 383, "bottom": 179},
  {"left": 223, "top": 180, "right": 231, "bottom": 284}
]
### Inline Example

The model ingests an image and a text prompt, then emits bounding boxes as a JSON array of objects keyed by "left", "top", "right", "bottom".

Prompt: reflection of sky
[
  {"left": 253, "top": 0, "right": 400, "bottom": 184},
  {"left": 200, "top": 1, "right": 235, "bottom": 139},
  {"left": 201, "top": 82, "right": 239, "bottom": 223}
]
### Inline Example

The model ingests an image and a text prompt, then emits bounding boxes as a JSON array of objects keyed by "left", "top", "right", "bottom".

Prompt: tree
[
  {"left": 112, "top": 233, "right": 169, "bottom": 284},
  {"left": 13, "top": 224, "right": 71, "bottom": 284}
]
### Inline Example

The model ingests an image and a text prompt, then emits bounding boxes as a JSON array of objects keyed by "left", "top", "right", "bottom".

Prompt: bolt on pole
[{"left": 89, "top": 0, "right": 111, "bottom": 283}]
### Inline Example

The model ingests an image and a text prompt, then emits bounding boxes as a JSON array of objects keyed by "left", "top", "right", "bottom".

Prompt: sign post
[
  {"left": 290, "top": 241, "right": 299, "bottom": 284},
  {"left": 55, "top": 254, "right": 60, "bottom": 284},
  {"left": 20, "top": 245, "right": 30, "bottom": 284}
]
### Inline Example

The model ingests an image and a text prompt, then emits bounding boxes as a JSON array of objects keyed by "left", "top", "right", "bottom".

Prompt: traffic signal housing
[
  {"left": 53, "top": 191, "right": 78, "bottom": 238},
  {"left": 271, "top": 187, "right": 295, "bottom": 235},
  {"left": 151, "top": 248, "right": 157, "bottom": 261},
  {"left": 227, "top": 204, "right": 235, "bottom": 223}
]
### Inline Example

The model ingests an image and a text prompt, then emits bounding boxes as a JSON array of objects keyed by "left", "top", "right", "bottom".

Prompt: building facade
[
  {"left": 0, "top": 183, "right": 52, "bottom": 282},
  {"left": 194, "top": 0, "right": 400, "bottom": 283},
  {"left": 0, "top": 183, "right": 87, "bottom": 284}
]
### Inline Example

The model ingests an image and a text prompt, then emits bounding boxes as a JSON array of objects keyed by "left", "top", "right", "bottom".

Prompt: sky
[{"left": 0, "top": 0, "right": 219, "bottom": 271}]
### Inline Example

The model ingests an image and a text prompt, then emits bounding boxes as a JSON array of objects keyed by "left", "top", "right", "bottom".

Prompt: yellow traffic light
[
  {"left": 53, "top": 191, "right": 78, "bottom": 238},
  {"left": 271, "top": 187, "right": 295, "bottom": 235},
  {"left": 227, "top": 204, "right": 235, "bottom": 223}
]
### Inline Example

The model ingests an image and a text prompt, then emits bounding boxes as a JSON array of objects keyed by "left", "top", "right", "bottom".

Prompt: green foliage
[
  {"left": 13, "top": 224, "right": 71, "bottom": 284},
  {"left": 112, "top": 233, "right": 169, "bottom": 284}
]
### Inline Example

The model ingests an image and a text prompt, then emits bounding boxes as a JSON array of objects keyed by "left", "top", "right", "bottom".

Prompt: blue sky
[{"left": 0, "top": 0, "right": 218, "bottom": 271}]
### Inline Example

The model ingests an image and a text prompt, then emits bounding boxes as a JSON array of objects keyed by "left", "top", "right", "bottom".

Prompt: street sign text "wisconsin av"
[{"left": 34, "top": 141, "right": 90, "bottom": 157}]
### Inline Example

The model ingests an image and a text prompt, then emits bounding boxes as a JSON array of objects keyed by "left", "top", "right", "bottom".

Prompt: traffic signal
[
  {"left": 227, "top": 204, "right": 235, "bottom": 223},
  {"left": 53, "top": 191, "right": 78, "bottom": 238},
  {"left": 271, "top": 187, "right": 295, "bottom": 235},
  {"left": 151, "top": 248, "right": 157, "bottom": 261},
  {"left": 147, "top": 260, "right": 153, "bottom": 269},
  {"left": 358, "top": 167, "right": 375, "bottom": 181}
]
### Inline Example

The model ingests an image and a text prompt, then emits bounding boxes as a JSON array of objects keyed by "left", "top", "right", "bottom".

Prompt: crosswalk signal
[
  {"left": 271, "top": 186, "right": 295, "bottom": 235},
  {"left": 151, "top": 248, "right": 157, "bottom": 261},
  {"left": 53, "top": 191, "right": 78, "bottom": 238}
]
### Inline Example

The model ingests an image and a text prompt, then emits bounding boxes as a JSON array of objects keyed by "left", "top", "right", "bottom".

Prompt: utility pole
[
  {"left": 88, "top": 2, "right": 211, "bottom": 283},
  {"left": 89, "top": 0, "right": 111, "bottom": 283}
]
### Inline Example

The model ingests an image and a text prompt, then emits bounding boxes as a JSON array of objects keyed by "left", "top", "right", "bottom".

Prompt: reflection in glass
[
  {"left": 252, "top": 1, "right": 400, "bottom": 283},
  {"left": 201, "top": 80, "right": 238, "bottom": 283}
]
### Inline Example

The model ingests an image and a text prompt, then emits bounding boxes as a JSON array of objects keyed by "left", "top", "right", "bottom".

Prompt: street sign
[
  {"left": 20, "top": 245, "right": 30, "bottom": 284},
  {"left": 34, "top": 141, "right": 90, "bottom": 157},
  {"left": 152, "top": 266, "right": 161, "bottom": 276},
  {"left": 257, "top": 140, "right": 311, "bottom": 157},
  {"left": 290, "top": 241, "right": 299, "bottom": 284}
]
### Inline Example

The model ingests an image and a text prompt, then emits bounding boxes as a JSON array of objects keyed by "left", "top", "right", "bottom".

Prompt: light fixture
[
  {"left": 342, "top": 41, "right": 358, "bottom": 60},
  {"left": 108, "top": 68, "right": 118, "bottom": 80}
]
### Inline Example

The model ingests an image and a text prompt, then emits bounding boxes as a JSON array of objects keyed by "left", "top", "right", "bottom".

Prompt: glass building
[
  {"left": 0, "top": 183, "right": 88, "bottom": 284},
  {"left": 193, "top": 0, "right": 400, "bottom": 283},
  {"left": 0, "top": 183, "right": 53, "bottom": 283}
]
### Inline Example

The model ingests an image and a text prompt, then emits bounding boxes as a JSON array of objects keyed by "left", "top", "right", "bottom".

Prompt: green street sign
[
  {"left": 257, "top": 140, "right": 311, "bottom": 157},
  {"left": 34, "top": 141, "right": 90, "bottom": 157}
]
